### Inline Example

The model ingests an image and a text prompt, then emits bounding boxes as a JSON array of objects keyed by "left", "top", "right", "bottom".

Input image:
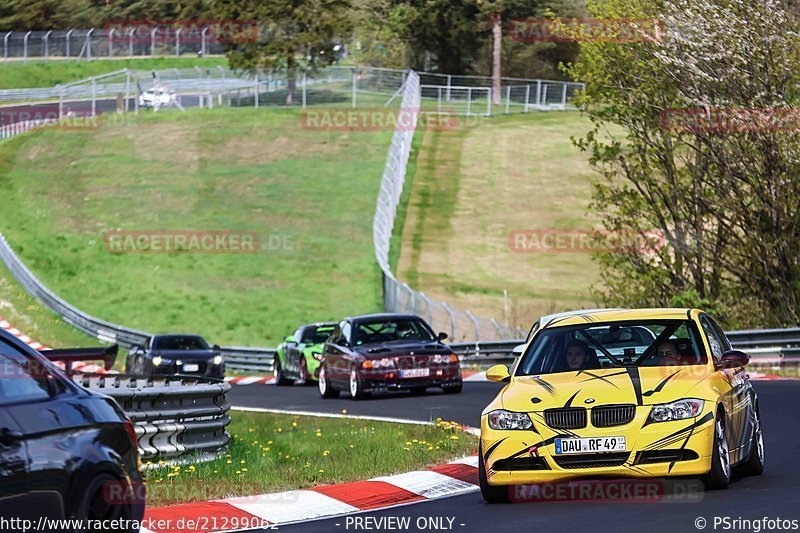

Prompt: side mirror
[
  {"left": 512, "top": 344, "right": 525, "bottom": 356},
  {"left": 486, "top": 364, "right": 511, "bottom": 383},
  {"left": 136, "top": 346, "right": 144, "bottom": 355},
  {"left": 720, "top": 350, "right": 749, "bottom": 369},
  {"left": 212, "top": 344, "right": 221, "bottom": 351},
  {"left": 336, "top": 337, "right": 349, "bottom": 347},
  {"left": 437, "top": 332, "right": 448, "bottom": 342}
]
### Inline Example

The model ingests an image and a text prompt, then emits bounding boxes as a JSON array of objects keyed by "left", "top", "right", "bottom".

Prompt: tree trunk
[{"left": 491, "top": 12, "right": 502, "bottom": 106}]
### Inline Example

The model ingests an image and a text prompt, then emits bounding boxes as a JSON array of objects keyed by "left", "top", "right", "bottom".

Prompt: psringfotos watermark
[
  {"left": 103, "top": 230, "right": 294, "bottom": 255},
  {"left": 104, "top": 20, "right": 261, "bottom": 44},
  {"left": 695, "top": 516, "right": 799, "bottom": 532},
  {"left": 510, "top": 478, "right": 704, "bottom": 504},
  {"left": 299, "top": 108, "right": 464, "bottom": 132},
  {"left": 509, "top": 18, "right": 663, "bottom": 43},
  {"left": 661, "top": 107, "right": 800, "bottom": 134},
  {"left": 508, "top": 229, "right": 666, "bottom": 254}
]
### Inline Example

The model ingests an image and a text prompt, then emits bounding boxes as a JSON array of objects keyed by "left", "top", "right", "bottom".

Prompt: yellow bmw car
[{"left": 480, "top": 308, "right": 764, "bottom": 502}]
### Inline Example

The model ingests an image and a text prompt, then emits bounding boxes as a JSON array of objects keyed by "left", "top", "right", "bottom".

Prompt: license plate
[
  {"left": 182, "top": 364, "right": 199, "bottom": 372},
  {"left": 401, "top": 368, "right": 429, "bottom": 378},
  {"left": 554, "top": 436, "right": 626, "bottom": 455}
]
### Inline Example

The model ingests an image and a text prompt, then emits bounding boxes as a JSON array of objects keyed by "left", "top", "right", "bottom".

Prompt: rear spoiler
[{"left": 41, "top": 345, "right": 118, "bottom": 374}]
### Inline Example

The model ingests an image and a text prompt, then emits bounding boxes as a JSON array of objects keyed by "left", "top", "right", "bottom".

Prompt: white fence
[{"left": 373, "top": 71, "right": 523, "bottom": 341}]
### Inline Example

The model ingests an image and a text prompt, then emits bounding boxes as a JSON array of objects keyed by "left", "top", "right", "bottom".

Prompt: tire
[
  {"left": 739, "top": 403, "right": 765, "bottom": 476},
  {"left": 702, "top": 411, "right": 732, "bottom": 490},
  {"left": 442, "top": 382, "right": 463, "bottom": 394},
  {"left": 479, "top": 444, "right": 510, "bottom": 503},
  {"left": 75, "top": 473, "right": 138, "bottom": 533},
  {"left": 349, "top": 366, "right": 368, "bottom": 400},
  {"left": 273, "top": 356, "right": 292, "bottom": 386},
  {"left": 318, "top": 365, "right": 339, "bottom": 399},
  {"left": 299, "top": 358, "right": 315, "bottom": 386}
]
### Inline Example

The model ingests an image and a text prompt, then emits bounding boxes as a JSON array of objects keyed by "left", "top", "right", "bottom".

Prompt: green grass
[
  {"left": 0, "top": 260, "right": 101, "bottom": 348},
  {"left": 0, "top": 106, "right": 391, "bottom": 346},
  {"left": 146, "top": 411, "right": 477, "bottom": 507},
  {"left": 0, "top": 58, "right": 226, "bottom": 89},
  {"left": 397, "top": 111, "right": 606, "bottom": 331}
]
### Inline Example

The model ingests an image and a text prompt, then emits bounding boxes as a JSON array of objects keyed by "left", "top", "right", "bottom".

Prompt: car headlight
[
  {"left": 213, "top": 355, "right": 223, "bottom": 365},
  {"left": 152, "top": 356, "right": 172, "bottom": 366},
  {"left": 311, "top": 352, "right": 323, "bottom": 361},
  {"left": 649, "top": 399, "right": 705, "bottom": 423},
  {"left": 362, "top": 358, "right": 395, "bottom": 369},
  {"left": 432, "top": 354, "right": 458, "bottom": 364},
  {"left": 487, "top": 410, "right": 533, "bottom": 430}
]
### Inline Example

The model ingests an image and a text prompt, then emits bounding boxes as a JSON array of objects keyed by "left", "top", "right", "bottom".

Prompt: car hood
[
  {"left": 353, "top": 341, "right": 450, "bottom": 358},
  {"left": 154, "top": 349, "right": 218, "bottom": 362},
  {"left": 501, "top": 366, "right": 711, "bottom": 411}
]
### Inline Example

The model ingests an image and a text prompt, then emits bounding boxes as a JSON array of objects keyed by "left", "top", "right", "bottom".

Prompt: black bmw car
[
  {"left": 0, "top": 329, "right": 145, "bottom": 529},
  {"left": 126, "top": 334, "right": 225, "bottom": 379},
  {"left": 318, "top": 313, "right": 462, "bottom": 400}
]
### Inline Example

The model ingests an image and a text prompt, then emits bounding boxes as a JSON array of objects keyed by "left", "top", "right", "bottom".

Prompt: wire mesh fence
[{"left": 373, "top": 71, "right": 524, "bottom": 341}]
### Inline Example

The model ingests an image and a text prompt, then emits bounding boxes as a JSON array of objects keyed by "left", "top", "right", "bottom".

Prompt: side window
[
  {"left": 708, "top": 318, "right": 732, "bottom": 352},
  {"left": 700, "top": 316, "right": 724, "bottom": 364},
  {"left": 293, "top": 328, "right": 304, "bottom": 343},
  {"left": 0, "top": 341, "right": 53, "bottom": 405},
  {"left": 341, "top": 322, "right": 352, "bottom": 344},
  {"left": 144, "top": 338, "right": 151, "bottom": 351}
]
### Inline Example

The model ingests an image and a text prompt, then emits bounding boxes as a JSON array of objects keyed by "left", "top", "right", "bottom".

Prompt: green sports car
[{"left": 274, "top": 322, "right": 337, "bottom": 385}]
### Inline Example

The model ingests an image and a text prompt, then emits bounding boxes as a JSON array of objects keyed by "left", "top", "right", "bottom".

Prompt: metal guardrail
[
  {"left": 73, "top": 373, "right": 231, "bottom": 461},
  {"left": 224, "top": 346, "right": 276, "bottom": 374}
]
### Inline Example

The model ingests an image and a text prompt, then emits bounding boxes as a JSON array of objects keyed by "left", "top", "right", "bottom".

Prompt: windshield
[
  {"left": 153, "top": 335, "right": 209, "bottom": 351},
  {"left": 516, "top": 320, "right": 707, "bottom": 376},
  {"left": 302, "top": 325, "right": 336, "bottom": 344},
  {"left": 352, "top": 318, "right": 435, "bottom": 345}
]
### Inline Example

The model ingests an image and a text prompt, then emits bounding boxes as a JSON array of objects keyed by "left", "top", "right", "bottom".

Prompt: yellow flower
[
  {"left": 322, "top": 450, "right": 330, "bottom": 457},
  {"left": 292, "top": 422, "right": 297, "bottom": 427},
  {"left": 268, "top": 440, "right": 273, "bottom": 445},
  {"left": 318, "top": 469, "right": 324, "bottom": 473},
  {"left": 277, "top": 428, "right": 283, "bottom": 433},
  {"left": 349, "top": 445, "right": 355, "bottom": 449},
  {"left": 242, "top": 468, "right": 248, "bottom": 472},
  {"left": 226, "top": 460, "right": 232, "bottom": 464},
  {"left": 240, "top": 460, "right": 246, "bottom": 464},
  {"left": 449, "top": 436, "right": 459, "bottom": 440}
]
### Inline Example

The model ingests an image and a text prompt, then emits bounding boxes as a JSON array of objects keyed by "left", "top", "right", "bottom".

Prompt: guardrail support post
[
  {"left": 352, "top": 67, "right": 357, "bottom": 108},
  {"left": 302, "top": 71, "right": 307, "bottom": 109},
  {"left": 201, "top": 27, "right": 209, "bottom": 57},
  {"left": 128, "top": 29, "right": 133, "bottom": 58},
  {"left": 4, "top": 32, "right": 12, "bottom": 61},
  {"left": 505, "top": 86, "right": 510, "bottom": 114},
  {"left": 23, "top": 31, "right": 31, "bottom": 61},
  {"left": 467, "top": 311, "right": 480, "bottom": 342},
  {"left": 66, "top": 29, "right": 73, "bottom": 58},
  {"left": 443, "top": 303, "right": 456, "bottom": 340},
  {"left": 150, "top": 28, "right": 157, "bottom": 57},
  {"left": 175, "top": 28, "right": 181, "bottom": 57},
  {"left": 524, "top": 84, "right": 530, "bottom": 112},
  {"left": 86, "top": 28, "right": 94, "bottom": 61},
  {"left": 43, "top": 30, "right": 52, "bottom": 59}
]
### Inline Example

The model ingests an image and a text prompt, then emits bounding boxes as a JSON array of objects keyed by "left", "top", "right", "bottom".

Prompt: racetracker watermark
[
  {"left": 510, "top": 478, "right": 704, "bottom": 503},
  {"left": 104, "top": 20, "right": 260, "bottom": 44},
  {"left": 509, "top": 18, "right": 663, "bottom": 43},
  {"left": 0, "top": 108, "right": 128, "bottom": 130},
  {"left": 103, "top": 230, "right": 294, "bottom": 254},
  {"left": 508, "top": 229, "right": 665, "bottom": 254},
  {"left": 661, "top": 107, "right": 800, "bottom": 134},
  {"left": 300, "top": 108, "right": 461, "bottom": 131}
]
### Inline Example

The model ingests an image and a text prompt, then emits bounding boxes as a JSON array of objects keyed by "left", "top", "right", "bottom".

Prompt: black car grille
[
  {"left": 591, "top": 405, "right": 636, "bottom": 427},
  {"left": 636, "top": 449, "right": 699, "bottom": 465},
  {"left": 554, "top": 452, "right": 630, "bottom": 469},
  {"left": 492, "top": 457, "right": 550, "bottom": 471},
  {"left": 394, "top": 356, "right": 430, "bottom": 369},
  {"left": 544, "top": 408, "right": 587, "bottom": 429}
]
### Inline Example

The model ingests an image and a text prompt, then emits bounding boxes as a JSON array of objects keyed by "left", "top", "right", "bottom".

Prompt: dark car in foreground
[
  {"left": 126, "top": 334, "right": 224, "bottom": 378},
  {"left": 0, "top": 329, "right": 144, "bottom": 529},
  {"left": 318, "top": 313, "right": 462, "bottom": 400}
]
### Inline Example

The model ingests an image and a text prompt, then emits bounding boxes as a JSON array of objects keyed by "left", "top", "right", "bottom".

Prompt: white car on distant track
[{"left": 138, "top": 88, "right": 176, "bottom": 108}]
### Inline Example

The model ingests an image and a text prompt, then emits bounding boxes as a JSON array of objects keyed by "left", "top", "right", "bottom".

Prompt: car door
[
  {"left": 0, "top": 339, "right": 69, "bottom": 520},
  {"left": 326, "top": 321, "right": 352, "bottom": 384},
  {"left": 0, "top": 407, "right": 31, "bottom": 518},
  {"left": 700, "top": 314, "right": 751, "bottom": 461},
  {"left": 285, "top": 328, "right": 304, "bottom": 376}
]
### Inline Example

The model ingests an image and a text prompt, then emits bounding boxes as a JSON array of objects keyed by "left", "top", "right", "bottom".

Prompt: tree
[
  {"left": 210, "top": 0, "right": 352, "bottom": 104},
  {"left": 569, "top": 0, "right": 800, "bottom": 328}
]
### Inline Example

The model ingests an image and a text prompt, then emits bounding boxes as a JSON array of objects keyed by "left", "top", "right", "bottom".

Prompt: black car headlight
[
  {"left": 487, "top": 410, "right": 533, "bottom": 430},
  {"left": 212, "top": 355, "right": 223, "bottom": 365},
  {"left": 311, "top": 352, "right": 323, "bottom": 361},
  {"left": 648, "top": 399, "right": 705, "bottom": 423},
  {"left": 152, "top": 356, "right": 173, "bottom": 366}
]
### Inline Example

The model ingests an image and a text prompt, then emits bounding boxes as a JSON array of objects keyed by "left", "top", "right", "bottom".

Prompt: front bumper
[
  {"left": 151, "top": 362, "right": 225, "bottom": 379},
  {"left": 481, "top": 405, "right": 716, "bottom": 485},
  {"left": 361, "top": 366, "right": 461, "bottom": 392}
]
